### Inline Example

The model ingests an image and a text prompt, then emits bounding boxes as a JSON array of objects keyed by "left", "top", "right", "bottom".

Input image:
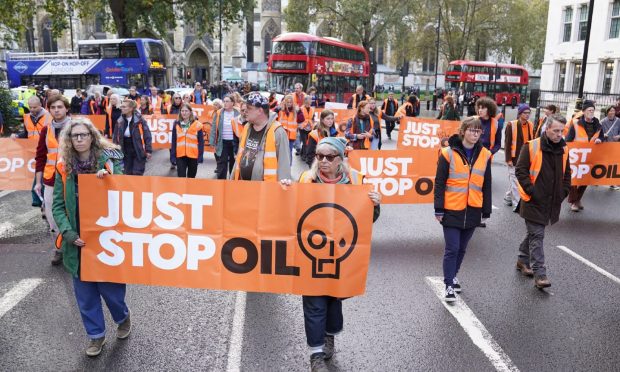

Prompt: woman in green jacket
[{"left": 52, "top": 118, "right": 130, "bottom": 357}]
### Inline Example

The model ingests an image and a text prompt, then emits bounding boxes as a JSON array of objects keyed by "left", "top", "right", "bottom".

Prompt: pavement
[{"left": 1, "top": 123, "right": 619, "bottom": 371}]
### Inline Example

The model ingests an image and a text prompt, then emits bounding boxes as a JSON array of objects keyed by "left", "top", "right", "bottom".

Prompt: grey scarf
[{"left": 51, "top": 116, "right": 71, "bottom": 130}]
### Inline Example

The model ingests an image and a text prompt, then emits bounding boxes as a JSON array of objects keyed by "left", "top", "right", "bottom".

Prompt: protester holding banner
[
  {"left": 396, "top": 95, "right": 419, "bottom": 118},
  {"left": 169, "top": 94, "right": 184, "bottom": 115},
  {"left": 170, "top": 103, "right": 204, "bottom": 179},
  {"left": 566, "top": 101, "right": 604, "bottom": 212},
  {"left": 12, "top": 96, "right": 51, "bottom": 209},
  {"left": 434, "top": 117, "right": 492, "bottom": 302},
  {"left": 34, "top": 95, "right": 73, "bottom": 265},
  {"left": 368, "top": 97, "right": 399, "bottom": 150},
  {"left": 345, "top": 101, "right": 375, "bottom": 150},
  {"left": 232, "top": 92, "right": 291, "bottom": 181},
  {"left": 304, "top": 110, "right": 340, "bottom": 167},
  {"left": 515, "top": 114, "right": 571, "bottom": 289},
  {"left": 104, "top": 94, "right": 122, "bottom": 139},
  {"left": 52, "top": 118, "right": 130, "bottom": 357},
  {"left": 211, "top": 95, "right": 241, "bottom": 179},
  {"left": 112, "top": 99, "right": 152, "bottom": 176},
  {"left": 503, "top": 104, "right": 533, "bottom": 211},
  {"left": 298, "top": 136, "right": 380, "bottom": 371}
]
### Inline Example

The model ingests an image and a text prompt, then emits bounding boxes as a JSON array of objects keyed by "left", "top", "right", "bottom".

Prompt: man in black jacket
[{"left": 515, "top": 114, "right": 571, "bottom": 289}]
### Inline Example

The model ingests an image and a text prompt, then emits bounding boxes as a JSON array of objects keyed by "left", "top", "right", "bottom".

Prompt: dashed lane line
[
  {"left": 226, "top": 291, "right": 247, "bottom": 372},
  {"left": 556, "top": 245, "right": 620, "bottom": 285},
  {"left": 426, "top": 276, "right": 520, "bottom": 372},
  {"left": 0, "top": 190, "right": 16, "bottom": 199},
  {"left": 0, "top": 278, "right": 43, "bottom": 319}
]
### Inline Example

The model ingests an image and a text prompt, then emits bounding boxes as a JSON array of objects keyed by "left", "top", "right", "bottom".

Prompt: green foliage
[
  {"left": 0, "top": 89, "right": 20, "bottom": 136},
  {"left": 283, "top": 0, "right": 315, "bottom": 33},
  {"left": 0, "top": 0, "right": 37, "bottom": 48}
]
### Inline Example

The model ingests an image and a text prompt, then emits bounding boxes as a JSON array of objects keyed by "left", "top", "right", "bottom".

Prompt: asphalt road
[{"left": 1, "top": 124, "right": 619, "bottom": 371}]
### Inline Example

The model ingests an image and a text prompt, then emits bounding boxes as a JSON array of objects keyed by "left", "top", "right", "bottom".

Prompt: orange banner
[
  {"left": 72, "top": 115, "right": 107, "bottom": 133},
  {"left": 0, "top": 138, "right": 37, "bottom": 190},
  {"left": 79, "top": 175, "right": 374, "bottom": 297},
  {"left": 314, "top": 108, "right": 356, "bottom": 128},
  {"left": 397, "top": 117, "right": 461, "bottom": 149},
  {"left": 348, "top": 149, "right": 437, "bottom": 204},
  {"left": 568, "top": 142, "right": 620, "bottom": 186}
]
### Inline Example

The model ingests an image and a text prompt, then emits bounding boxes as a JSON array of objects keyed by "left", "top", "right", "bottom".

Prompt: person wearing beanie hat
[
  {"left": 565, "top": 100, "right": 604, "bottom": 211},
  {"left": 503, "top": 104, "right": 533, "bottom": 211},
  {"left": 231, "top": 91, "right": 291, "bottom": 182},
  {"left": 298, "top": 138, "right": 380, "bottom": 371}
]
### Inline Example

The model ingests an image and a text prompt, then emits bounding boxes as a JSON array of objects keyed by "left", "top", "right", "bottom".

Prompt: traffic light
[
  {"left": 400, "top": 61, "right": 409, "bottom": 77},
  {"left": 186, "top": 70, "right": 191, "bottom": 79}
]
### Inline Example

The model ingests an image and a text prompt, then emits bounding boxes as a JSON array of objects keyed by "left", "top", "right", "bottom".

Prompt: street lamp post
[
  {"left": 434, "top": 5, "right": 441, "bottom": 93},
  {"left": 68, "top": 4, "right": 74, "bottom": 52},
  {"left": 575, "top": 0, "right": 595, "bottom": 111},
  {"left": 369, "top": 47, "right": 375, "bottom": 94},
  {"left": 219, "top": 0, "right": 223, "bottom": 98}
]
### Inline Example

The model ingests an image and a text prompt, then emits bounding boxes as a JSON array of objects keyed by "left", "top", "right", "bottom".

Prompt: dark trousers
[
  {"left": 177, "top": 156, "right": 198, "bottom": 178},
  {"left": 73, "top": 277, "right": 129, "bottom": 339},
  {"left": 518, "top": 219, "right": 546, "bottom": 276},
  {"left": 299, "top": 130, "right": 310, "bottom": 158},
  {"left": 169, "top": 148, "right": 176, "bottom": 166},
  {"left": 302, "top": 295, "right": 343, "bottom": 347},
  {"left": 442, "top": 226, "right": 476, "bottom": 287},
  {"left": 216, "top": 140, "right": 235, "bottom": 179},
  {"left": 31, "top": 176, "right": 43, "bottom": 207},
  {"left": 123, "top": 138, "right": 146, "bottom": 175},
  {"left": 385, "top": 120, "right": 396, "bottom": 138},
  {"left": 568, "top": 185, "right": 587, "bottom": 204}
]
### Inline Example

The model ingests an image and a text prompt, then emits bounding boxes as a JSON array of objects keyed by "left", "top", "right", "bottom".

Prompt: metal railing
[{"left": 537, "top": 90, "right": 619, "bottom": 112}]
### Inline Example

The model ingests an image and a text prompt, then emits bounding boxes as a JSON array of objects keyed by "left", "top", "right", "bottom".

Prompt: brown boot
[
  {"left": 516, "top": 261, "right": 534, "bottom": 277},
  {"left": 534, "top": 275, "right": 551, "bottom": 289}
]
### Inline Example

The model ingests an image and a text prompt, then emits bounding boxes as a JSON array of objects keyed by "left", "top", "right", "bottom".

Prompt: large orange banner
[
  {"left": 78, "top": 175, "right": 374, "bottom": 297},
  {"left": 72, "top": 115, "right": 106, "bottom": 133},
  {"left": 0, "top": 138, "right": 37, "bottom": 190},
  {"left": 348, "top": 149, "right": 437, "bottom": 204},
  {"left": 568, "top": 142, "right": 620, "bottom": 186},
  {"left": 397, "top": 117, "right": 461, "bottom": 150}
]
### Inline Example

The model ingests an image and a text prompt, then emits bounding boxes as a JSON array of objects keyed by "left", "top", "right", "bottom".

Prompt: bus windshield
[
  {"left": 272, "top": 41, "right": 312, "bottom": 55},
  {"left": 146, "top": 41, "right": 166, "bottom": 66}
]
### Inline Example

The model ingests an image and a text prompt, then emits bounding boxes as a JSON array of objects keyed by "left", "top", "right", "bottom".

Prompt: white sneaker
[
  {"left": 445, "top": 286, "right": 456, "bottom": 303},
  {"left": 452, "top": 278, "right": 462, "bottom": 293}
]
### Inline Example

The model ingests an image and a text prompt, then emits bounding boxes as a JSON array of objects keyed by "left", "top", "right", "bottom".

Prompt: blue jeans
[
  {"left": 288, "top": 140, "right": 295, "bottom": 165},
  {"left": 73, "top": 277, "right": 129, "bottom": 339},
  {"left": 31, "top": 176, "right": 43, "bottom": 207},
  {"left": 302, "top": 296, "right": 343, "bottom": 347},
  {"left": 442, "top": 226, "right": 476, "bottom": 287}
]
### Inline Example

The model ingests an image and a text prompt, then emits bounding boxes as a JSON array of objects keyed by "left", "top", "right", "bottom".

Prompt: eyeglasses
[
  {"left": 315, "top": 154, "right": 339, "bottom": 162},
  {"left": 71, "top": 132, "right": 91, "bottom": 141},
  {"left": 466, "top": 128, "right": 483, "bottom": 135}
]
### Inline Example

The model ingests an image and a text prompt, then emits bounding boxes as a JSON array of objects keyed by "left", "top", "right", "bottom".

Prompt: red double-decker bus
[
  {"left": 445, "top": 60, "right": 529, "bottom": 106},
  {"left": 267, "top": 33, "right": 370, "bottom": 103}
]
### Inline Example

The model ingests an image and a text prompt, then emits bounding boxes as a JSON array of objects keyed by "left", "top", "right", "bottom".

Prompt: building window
[
  {"left": 557, "top": 62, "right": 566, "bottom": 91},
  {"left": 602, "top": 61, "right": 614, "bottom": 94},
  {"left": 563, "top": 7, "right": 573, "bottom": 42},
  {"left": 377, "top": 46, "right": 384, "bottom": 65},
  {"left": 572, "top": 63, "right": 582, "bottom": 92},
  {"left": 422, "top": 50, "right": 436, "bottom": 73},
  {"left": 578, "top": 4, "right": 588, "bottom": 41},
  {"left": 611, "top": 0, "right": 620, "bottom": 38}
]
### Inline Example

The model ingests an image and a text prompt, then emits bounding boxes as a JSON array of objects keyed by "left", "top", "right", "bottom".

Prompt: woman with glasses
[
  {"left": 297, "top": 136, "right": 380, "bottom": 371},
  {"left": 52, "top": 118, "right": 130, "bottom": 357},
  {"left": 169, "top": 94, "right": 183, "bottom": 115},
  {"left": 112, "top": 99, "right": 152, "bottom": 175},
  {"left": 434, "top": 117, "right": 492, "bottom": 303}
]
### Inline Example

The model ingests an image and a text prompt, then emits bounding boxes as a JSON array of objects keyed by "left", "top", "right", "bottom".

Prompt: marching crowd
[{"left": 6, "top": 81, "right": 620, "bottom": 371}]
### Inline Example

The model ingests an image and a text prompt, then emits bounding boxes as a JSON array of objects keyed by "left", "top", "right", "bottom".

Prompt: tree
[
  {"left": 0, "top": 0, "right": 37, "bottom": 48},
  {"left": 283, "top": 0, "right": 316, "bottom": 33},
  {"left": 2, "top": 0, "right": 254, "bottom": 45}
]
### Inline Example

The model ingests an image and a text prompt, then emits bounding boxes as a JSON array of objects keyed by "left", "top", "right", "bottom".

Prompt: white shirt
[
  {"left": 222, "top": 110, "right": 235, "bottom": 140},
  {"left": 124, "top": 116, "right": 132, "bottom": 137}
]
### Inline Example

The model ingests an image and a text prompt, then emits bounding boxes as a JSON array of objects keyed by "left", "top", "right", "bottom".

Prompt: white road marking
[
  {"left": 426, "top": 277, "right": 520, "bottom": 372},
  {"left": 0, "top": 190, "right": 15, "bottom": 199},
  {"left": 0, "top": 208, "right": 40, "bottom": 237},
  {"left": 556, "top": 245, "right": 620, "bottom": 285},
  {"left": 226, "top": 291, "right": 247, "bottom": 372},
  {"left": 492, "top": 205, "right": 499, "bottom": 210},
  {"left": 0, "top": 278, "right": 43, "bottom": 319}
]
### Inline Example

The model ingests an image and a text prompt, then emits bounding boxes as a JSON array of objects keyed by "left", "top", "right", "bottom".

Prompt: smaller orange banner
[
  {"left": 397, "top": 117, "right": 461, "bottom": 150},
  {"left": 71, "top": 115, "right": 106, "bottom": 133},
  {"left": 0, "top": 138, "right": 38, "bottom": 190},
  {"left": 348, "top": 149, "right": 437, "bottom": 204},
  {"left": 568, "top": 142, "right": 620, "bottom": 186}
]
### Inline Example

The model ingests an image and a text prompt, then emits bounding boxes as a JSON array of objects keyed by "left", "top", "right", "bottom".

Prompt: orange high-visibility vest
[
  {"left": 571, "top": 119, "right": 601, "bottom": 143},
  {"left": 233, "top": 122, "right": 282, "bottom": 181},
  {"left": 293, "top": 92, "right": 307, "bottom": 108},
  {"left": 278, "top": 110, "right": 297, "bottom": 141},
  {"left": 231, "top": 117, "right": 244, "bottom": 138},
  {"left": 24, "top": 112, "right": 52, "bottom": 140},
  {"left": 176, "top": 120, "right": 203, "bottom": 159},
  {"left": 351, "top": 94, "right": 370, "bottom": 109},
  {"left": 190, "top": 91, "right": 207, "bottom": 104},
  {"left": 298, "top": 168, "right": 364, "bottom": 184},
  {"left": 534, "top": 117, "right": 545, "bottom": 138},
  {"left": 517, "top": 137, "right": 568, "bottom": 202},
  {"left": 300, "top": 106, "right": 315, "bottom": 130},
  {"left": 473, "top": 115, "right": 499, "bottom": 149},
  {"left": 43, "top": 125, "right": 61, "bottom": 181},
  {"left": 440, "top": 146, "right": 491, "bottom": 210},
  {"left": 349, "top": 116, "right": 374, "bottom": 149},
  {"left": 383, "top": 98, "right": 399, "bottom": 113},
  {"left": 508, "top": 119, "right": 533, "bottom": 158}
]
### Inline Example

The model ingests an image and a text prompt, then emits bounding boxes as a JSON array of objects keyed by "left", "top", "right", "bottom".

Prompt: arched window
[{"left": 41, "top": 18, "right": 58, "bottom": 53}]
